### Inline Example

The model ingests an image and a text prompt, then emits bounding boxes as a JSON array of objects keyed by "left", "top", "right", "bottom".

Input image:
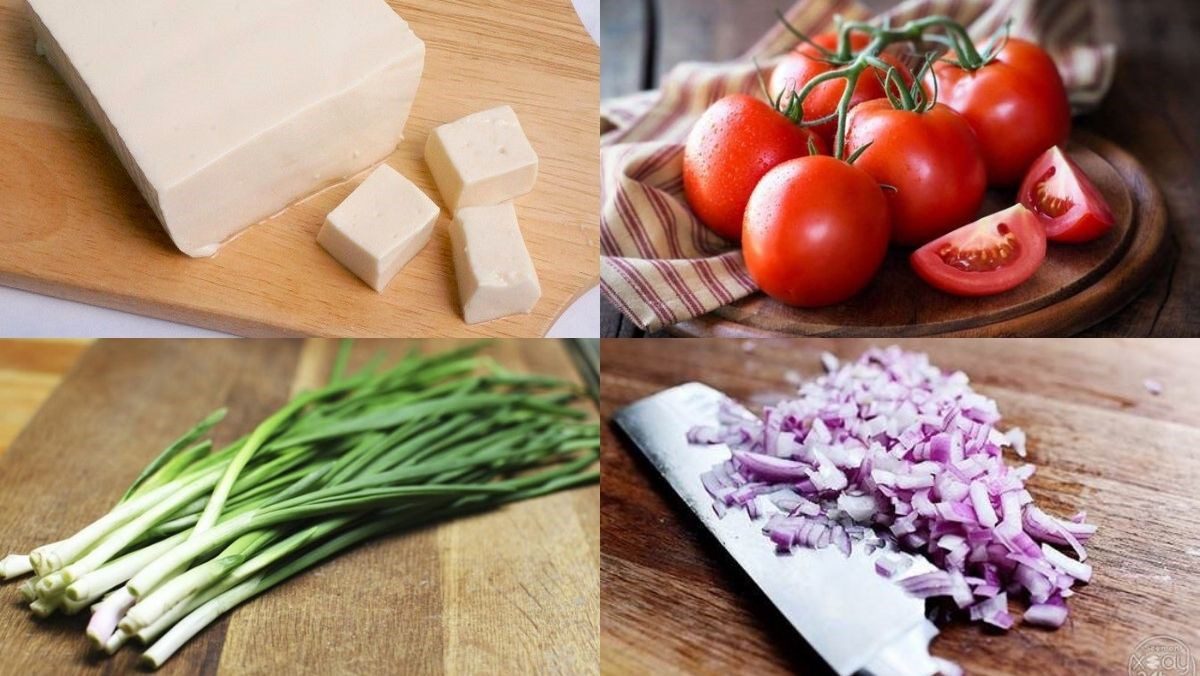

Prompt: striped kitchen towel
[{"left": 600, "top": 0, "right": 1117, "bottom": 332}]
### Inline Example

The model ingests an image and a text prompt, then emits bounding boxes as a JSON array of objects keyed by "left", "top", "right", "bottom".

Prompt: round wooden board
[{"left": 670, "top": 132, "right": 1168, "bottom": 338}]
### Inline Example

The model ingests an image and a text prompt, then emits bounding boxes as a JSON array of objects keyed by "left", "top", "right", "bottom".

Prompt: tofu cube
[
  {"left": 318, "top": 165, "right": 438, "bottom": 293},
  {"left": 425, "top": 106, "right": 538, "bottom": 212},
  {"left": 449, "top": 203, "right": 541, "bottom": 324}
]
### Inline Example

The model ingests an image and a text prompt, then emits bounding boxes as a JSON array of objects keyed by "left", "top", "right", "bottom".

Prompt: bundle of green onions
[{"left": 0, "top": 343, "right": 599, "bottom": 669}]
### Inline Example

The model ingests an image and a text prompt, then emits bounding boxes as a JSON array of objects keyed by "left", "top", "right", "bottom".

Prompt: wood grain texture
[
  {"left": 0, "top": 339, "right": 599, "bottom": 675},
  {"left": 0, "top": 0, "right": 599, "bottom": 337},
  {"left": 0, "top": 339, "right": 88, "bottom": 457},
  {"left": 600, "top": 338, "right": 1200, "bottom": 675},
  {"left": 601, "top": 0, "right": 1200, "bottom": 338},
  {"left": 668, "top": 135, "right": 1166, "bottom": 338},
  {"left": 1078, "top": 0, "right": 1199, "bottom": 337}
]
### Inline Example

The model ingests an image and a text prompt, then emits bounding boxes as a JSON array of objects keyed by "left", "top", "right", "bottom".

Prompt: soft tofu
[
  {"left": 449, "top": 203, "right": 541, "bottom": 324},
  {"left": 27, "top": 0, "right": 425, "bottom": 257},
  {"left": 318, "top": 165, "right": 438, "bottom": 293},
  {"left": 425, "top": 106, "right": 538, "bottom": 212}
]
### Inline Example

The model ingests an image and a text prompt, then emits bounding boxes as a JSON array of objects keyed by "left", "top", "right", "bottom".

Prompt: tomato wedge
[
  {"left": 1018, "top": 146, "right": 1115, "bottom": 243},
  {"left": 910, "top": 204, "right": 1046, "bottom": 297}
]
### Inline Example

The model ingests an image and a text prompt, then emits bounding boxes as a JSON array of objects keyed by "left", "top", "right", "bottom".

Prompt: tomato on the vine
[
  {"left": 770, "top": 33, "right": 911, "bottom": 143},
  {"left": 742, "top": 155, "right": 890, "bottom": 306},
  {"left": 845, "top": 99, "right": 987, "bottom": 246},
  {"left": 910, "top": 204, "right": 1046, "bottom": 296},
  {"left": 928, "top": 38, "right": 1071, "bottom": 186},
  {"left": 1018, "top": 146, "right": 1114, "bottom": 243},
  {"left": 683, "top": 94, "right": 825, "bottom": 241}
]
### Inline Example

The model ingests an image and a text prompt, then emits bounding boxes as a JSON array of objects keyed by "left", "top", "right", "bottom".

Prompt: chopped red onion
[
  {"left": 1023, "top": 506, "right": 1092, "bottom": 560},
  {"left": 746, "top": 496, "right": 761, "bottom": 520},
  {"left": 875, "top": 552, "right": 912, "bottom": 578},
  {"left": 1023, "top": 603, "right": 1069, "bottom": 627},
  {"left": 732, "top": 450, "right": 811, "bottom": 482},
  {"left": 837, "top": 493, "right": 878, "bottom": 522},
  {"left": 1005, "top": 428, "right": 1027, "bottom": 458},
  {"left": 969, "top": 481, "right": 998, "bottom": 528},
  {"left": 687, "top": 347, "right": 1095, "bottom": 634},
  {"left": 1143, "top": 378, "right": 1163, "bottom": 396},
  {"left": 968, "top": 592, "right": 1016, "bottom": 629},
  {"left": 1041, "top": 543, "right": 1092, "bottom": 582},
  {"left": 947, "top": 568, "right": 975, "bottom": 608},
  {"left": 899, "top": 571, "right": 954, "bottom": 598},
  {"left": 968, "top": 592, "right": 1006, "bottom": 621},
  {"left": 972, "top": 584, "right": 1001, "bottom": 598}
]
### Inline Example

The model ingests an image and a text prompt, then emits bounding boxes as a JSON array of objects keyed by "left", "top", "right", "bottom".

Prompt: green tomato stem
[{"left": 776, "top": 13, "right": 992, "bottom": 157}]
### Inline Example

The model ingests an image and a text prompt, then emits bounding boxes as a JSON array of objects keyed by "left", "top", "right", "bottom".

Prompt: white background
[{"left": 0, "top": 1, "right": 601, "bottom": 338}]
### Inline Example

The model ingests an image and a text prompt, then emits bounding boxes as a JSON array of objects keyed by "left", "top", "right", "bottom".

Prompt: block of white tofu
[
  {"left": 449, "top": 203, "right": 542, "bottom": 324},
  {"left": 425, "top": 106, "right": 538, "bottom": 212},
  {"left": 317, "top": 165, "right": 438, "bottom": 293},
  {"left": 26, "top": 0, "right": 425, "bottom": 257}
]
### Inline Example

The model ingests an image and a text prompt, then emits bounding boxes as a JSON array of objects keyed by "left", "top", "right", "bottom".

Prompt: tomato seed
[
  {"left": 1034, "top": 168, "right": 1075, "bottom": 217},
  {"left": 937, "top": 226, "right": 1020, "bottom": 272}
]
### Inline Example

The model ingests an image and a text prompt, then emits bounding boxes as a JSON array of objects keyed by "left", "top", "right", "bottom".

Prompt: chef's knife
[{"left": 613, "top": 382, "right": 941, "bottom": 676}]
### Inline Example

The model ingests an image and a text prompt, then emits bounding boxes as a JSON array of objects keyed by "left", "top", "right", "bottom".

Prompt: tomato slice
[
  {"left": 1018, "top": 146, "right": 1115, "bottom": 243},
  {"left": 910, "top": 204, "right": 1047, "bottom": 297}
]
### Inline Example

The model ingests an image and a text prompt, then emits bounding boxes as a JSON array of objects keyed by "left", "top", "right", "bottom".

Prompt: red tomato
[
  {"left": 683, "top": 94, "right": 825, "bottom": 241},
  {"left": 845, "top": 100, "right": 987, "bottom": 246},
  {"left": 743, "top": 155, "right": 890, "bottom": 306},
  {"left": 928, "top": 38, "right": 1071, "bottom": 185},
  {"left": 910, "top": 204, "right": 1046, "bottom": 296},
  {"left": 770, "top": 33, "right": 911, "bottom": 143},
  {"left": 1018, "top": 146, "right": 1114, "bottom": 243}
]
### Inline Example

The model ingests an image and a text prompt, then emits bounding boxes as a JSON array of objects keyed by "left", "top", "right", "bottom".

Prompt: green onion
[
  {"left": 1, "top": 342, "right": 597, "bottom": 669},
  {"left": 0, "top": 554, "right": 32, "bottom": 580},
  {"left": 122, "top": 408, "right": 227, "bottom": 502}
]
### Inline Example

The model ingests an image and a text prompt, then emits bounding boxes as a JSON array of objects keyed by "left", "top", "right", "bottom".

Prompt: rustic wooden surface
[
  {"left": 670, "top": 134, "right": 1168, "bottom": 338},
  {"left": 0, "top": 339, "right": 599, "bottom": 675},
  {"left": 0, "top": 0, "right": 599, "bottom": 337},
  {"left": 600, "top": 0, "right": 1200, "bottom": 338},
  {"left": 0, "top": 340, "right": 88, "bottom": 456},
  {"left": 600, "top": 338, "right": 1200, "bottom": 674}
]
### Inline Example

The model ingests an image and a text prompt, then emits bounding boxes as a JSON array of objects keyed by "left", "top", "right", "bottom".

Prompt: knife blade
[{"left": 613, "top": 382, "right": 942, "bottom": 676}]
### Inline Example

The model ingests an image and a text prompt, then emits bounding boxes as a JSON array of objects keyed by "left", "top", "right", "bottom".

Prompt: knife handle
[{"left": 858, "top": 619, "right": 940, "bottom": 676}]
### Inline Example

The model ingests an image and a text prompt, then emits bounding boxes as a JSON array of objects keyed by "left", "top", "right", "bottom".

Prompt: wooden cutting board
[
  {"left": 0, "top": 339, "right": 599, "bottom": 675},
  {"left": 0, "top": 339, "right": 88, "bottom": 456},
  {"left": 0, "top": 0, "right": 599, "bottom": 337},
  {"left": 601, "top": 339, "right": 1200, "bottom": 675},
  {"left": 671, "top": 133, "right": 1168, "bottom": 338}
]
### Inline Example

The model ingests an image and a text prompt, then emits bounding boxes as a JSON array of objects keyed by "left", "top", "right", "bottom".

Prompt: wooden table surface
[
  {"left": 0, "top": 339, "right": 599, "bottom": 675},
  {"left": 599, "top": 0, "right": 1200, "bottom": 338},
  {"left": 600, "top": 338, "right": 1200, "bottom": 674}
]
